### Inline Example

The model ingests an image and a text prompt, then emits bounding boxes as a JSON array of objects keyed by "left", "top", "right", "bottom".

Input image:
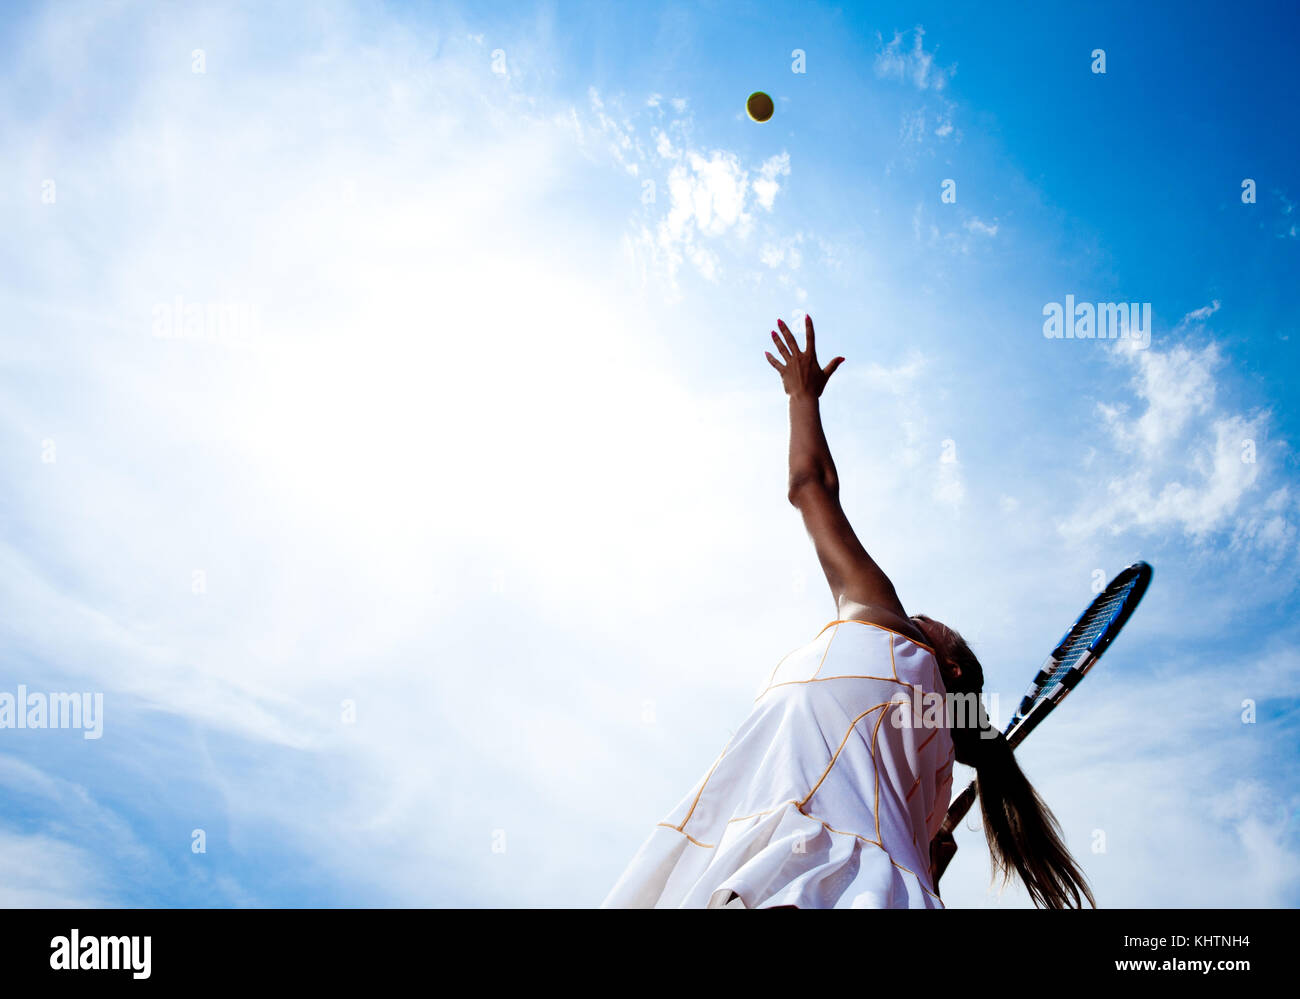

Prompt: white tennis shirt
[{"left": 602, "top": 620, "right": 955, "bottom": 909}]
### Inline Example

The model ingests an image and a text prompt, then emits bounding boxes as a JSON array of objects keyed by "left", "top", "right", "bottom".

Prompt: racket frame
[{"left": 932, "top": 561, "right": 1152, "bottom": 866}]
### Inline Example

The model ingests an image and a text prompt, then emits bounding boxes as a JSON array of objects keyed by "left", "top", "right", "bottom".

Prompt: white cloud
[
  {"left": 832, "top": 353, "right": 965, "bottom": 515},
  {"left": 899, "top": 105, "right": 958, "bottom": 146},
  {"left": 1181, "top": 300, "right": 1221, "bottom": 324},
  {"left": 2, "top": 0, "right": 796, "bottom": 908},
  {"left": 1061, "top": 340, "right": 1291, "bottom": 552},
  {"left": 900, "top": 108, "right": 927, "bottom": 144},
  {"left": 911, "top": 203, "right": 998, "bottom": 254},
  {"left": 673, "top": 151, "right": 751, "bottom": 236},
  {"left": 934, "top": 457, "right": 966, "bottom": 510},
  {"left": 752, "top": 152, "right": 791, "bottom": 210},
  {"left": 760, "top": 232, "right": 804, "bottom": 269},
  {"left": 1126, "top": 343, "right": 1221, "bottom": 456},
  {"left": 586, "top": 86, "right": 646, "bottom": 175},
  {"left": 582, "top": 93, "right": 794, "bottom": 291},
  {"left": 0, "top": 830, "right": 111, "bottom": 907},
  {"left": 874, "top": 26, "right": 955, "bottom": 92}
]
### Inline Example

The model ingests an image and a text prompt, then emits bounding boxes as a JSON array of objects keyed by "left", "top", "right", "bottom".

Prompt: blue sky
[{"left": 0, "top": 0, "right": 1297, "bottom": 907}]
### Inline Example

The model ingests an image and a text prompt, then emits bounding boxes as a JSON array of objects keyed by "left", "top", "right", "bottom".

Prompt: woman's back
[{"left": 601, "top": 619, "right": 954, "bottom": 908}]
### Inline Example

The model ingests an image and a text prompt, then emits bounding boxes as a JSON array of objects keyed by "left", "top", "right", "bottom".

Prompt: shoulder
[{"left": 834, "top": 598, "right": 932, "bottom": 650}]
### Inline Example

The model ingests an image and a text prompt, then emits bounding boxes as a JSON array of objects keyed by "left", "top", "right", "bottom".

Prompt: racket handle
[
  {"left": 931, "top": 779, "right": 978, "bottom": 885},
  {"left": 939, "top": 779, "right": 978, "bottom": 836}
]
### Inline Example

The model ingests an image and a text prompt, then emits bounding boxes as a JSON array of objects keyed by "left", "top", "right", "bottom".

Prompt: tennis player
[{"left": 601, "top": 315, "right": 1095, "bottom": 910}]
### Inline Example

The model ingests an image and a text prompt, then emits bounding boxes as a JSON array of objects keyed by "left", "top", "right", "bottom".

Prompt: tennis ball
[{"left": 746, "top": 91, "right": 774, "bottom": 123}]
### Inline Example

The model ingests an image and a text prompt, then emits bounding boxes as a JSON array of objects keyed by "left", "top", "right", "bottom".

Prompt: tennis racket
[{"left": 931, "top": 561, "right": 1153, "bottom": 883}]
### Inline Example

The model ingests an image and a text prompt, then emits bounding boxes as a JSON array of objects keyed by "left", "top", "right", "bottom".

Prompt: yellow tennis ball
[{"left": 746, "top": 91, "right": 774, "bottom": 123}]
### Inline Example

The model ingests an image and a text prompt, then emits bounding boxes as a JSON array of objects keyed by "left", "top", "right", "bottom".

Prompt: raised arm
[{"left": 764, "top": 316, "right": 910, "bottom": 622}]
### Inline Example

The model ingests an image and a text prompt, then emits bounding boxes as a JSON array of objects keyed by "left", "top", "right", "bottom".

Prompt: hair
[{"left": 912, "top": 614, "right": 1097, "bottom": 909}]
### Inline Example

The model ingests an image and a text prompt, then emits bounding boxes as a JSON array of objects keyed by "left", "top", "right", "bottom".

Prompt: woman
[{"left": 601, "top": 315, "right": 1094, "bottom": 910}]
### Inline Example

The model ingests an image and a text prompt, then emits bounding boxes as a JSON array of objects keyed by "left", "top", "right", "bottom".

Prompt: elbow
[{"left": 787, "top": 469, "right": 838, "bottom": 505}]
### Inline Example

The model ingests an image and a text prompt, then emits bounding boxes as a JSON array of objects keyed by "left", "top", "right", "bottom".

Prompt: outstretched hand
[{"left": 764, "top": 315, "right": 844, "bottom": 399}]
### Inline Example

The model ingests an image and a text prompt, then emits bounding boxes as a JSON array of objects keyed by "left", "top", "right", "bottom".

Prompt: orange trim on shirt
[
  {"left": 676, "top": 734, "right": 736, "bottom": 835},
  {"left": 815, "top": 618, "right": 937, "bottom": 655},
  {"left": 797, "top": 804, "right": 944, "bottom": 904},
  {"left": 763, "top": 646, "right": 799, "bottom": 690},
  {"left": 656, "top": 822, "right": 715, "bottom": 849},
  {"left": 809, "top": 622, "right": 839, "bottom": 681},
  {"left": 870, "top": 705, "right": 895, "bottom": 844},
  {"left": 727, "top": 799, "right": 802, "bottom": 825},
  {"left": 797, "top": 700, "right": 901, "bottom": 810},
  {"left": 755, "top": 673, "right": 917, "bottom": 702}
]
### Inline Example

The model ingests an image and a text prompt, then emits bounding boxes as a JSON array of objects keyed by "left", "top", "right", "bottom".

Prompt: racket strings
[{"left": 1035, "top": 577, "right": 1138, "bottom": 701}]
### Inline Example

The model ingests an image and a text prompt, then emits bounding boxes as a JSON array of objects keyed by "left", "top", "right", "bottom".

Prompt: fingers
[
  {"left": 764, "top": 351, "right": 785, "bottom": 372},
  {"left": 805, "top": 313, "right": 815, "bottom": 354},
  {"left": 823, "top": 355, "right": 844, "bottom": 379},
  {"left": 770, "top": 329, "right": 793, "bottom": 361},
  {"left": 776, "top": 318, "right": 800, "bottom": 356}
]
